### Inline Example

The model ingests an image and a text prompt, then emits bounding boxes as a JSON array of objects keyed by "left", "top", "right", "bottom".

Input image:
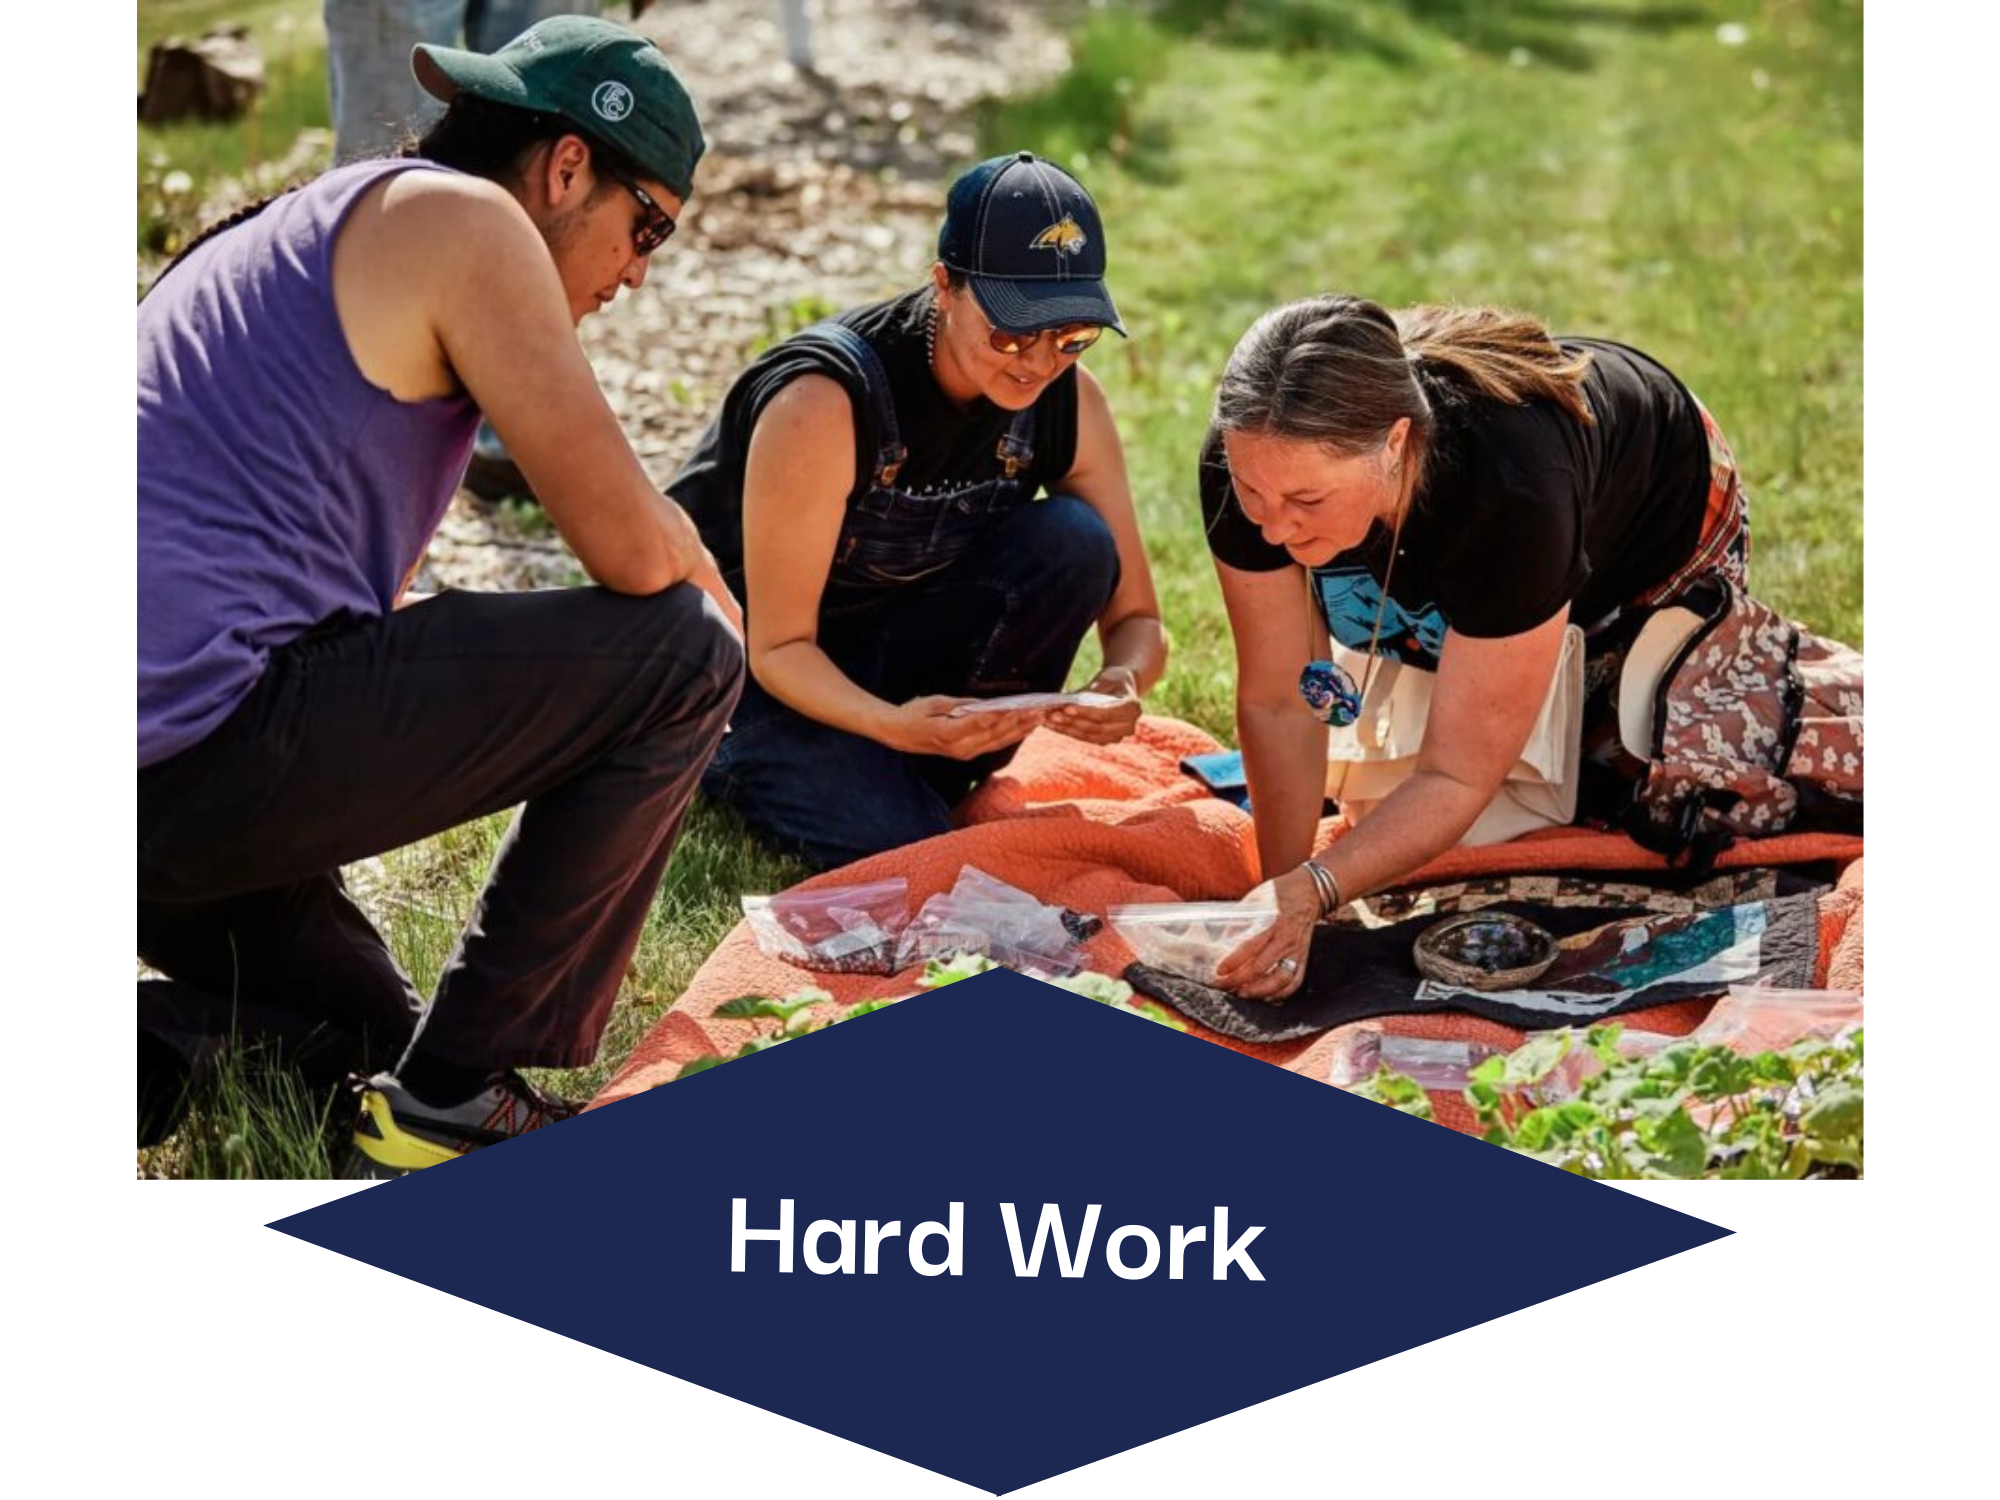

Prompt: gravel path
[{"left": 419, "top": 0, "right": 1070, "bottom": 593}]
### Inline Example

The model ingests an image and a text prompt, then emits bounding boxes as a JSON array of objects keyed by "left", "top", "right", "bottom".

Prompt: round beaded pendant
[{"left": 1298, "top": 659, "right": 1363, "bottom": 727}]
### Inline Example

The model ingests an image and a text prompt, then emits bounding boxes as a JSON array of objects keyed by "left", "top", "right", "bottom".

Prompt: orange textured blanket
[{"left": 590, "top": 718, "right": 1863, "bottom": 1112}]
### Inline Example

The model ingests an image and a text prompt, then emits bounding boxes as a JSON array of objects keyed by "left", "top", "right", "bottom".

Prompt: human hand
[
  {"left": 686, "top": 552, "right": 745, "bottom": 639},
  {"left": 884, "top": 695, "right": 1047, "bottom": 760},
  {"left": 1212, "top": 869, "right": 1321, "bottom": 1001},
  {"left": 1047, "top": 666, "right": 1142, "bottom": 746}
]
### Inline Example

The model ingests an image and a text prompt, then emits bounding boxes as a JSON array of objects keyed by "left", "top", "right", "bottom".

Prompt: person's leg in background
[
  {"left": 321, "top": 2, "right": 599, "bottom": 165},
  {"left": 139, "top": 584, "right": 742, "bottom": 1151},
  {"left": 322, "top": 0, "right": 465, "bottom": 162},
  {"left": 702, "top": 495, "right": 1120, "bottom": 871},
  {"left": 466, "top": 0, "right": 600, "bottom": 54},
  {"left": 458, "top": 1, "right": 604, "bottom": 500}
]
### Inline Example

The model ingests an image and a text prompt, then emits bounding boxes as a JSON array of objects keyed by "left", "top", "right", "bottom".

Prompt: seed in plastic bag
[
  {"left": 1060, "top": 909, "right": 1103, "bottom": 943},
  {"left": 806, "top": 943, "right": 897, "bottom": 976}
]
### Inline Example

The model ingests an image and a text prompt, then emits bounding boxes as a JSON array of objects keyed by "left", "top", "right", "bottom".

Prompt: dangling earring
[{"left": 925, "top": 292, "right": 941, "bottom": 367}]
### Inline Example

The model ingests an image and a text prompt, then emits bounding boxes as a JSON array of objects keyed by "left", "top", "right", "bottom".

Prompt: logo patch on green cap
[
  {"left": 592, "top": 81, "right": 634, "bottom": 122},
  {"left": 412, "top": 15, "right": 706, "bottom": 200}
]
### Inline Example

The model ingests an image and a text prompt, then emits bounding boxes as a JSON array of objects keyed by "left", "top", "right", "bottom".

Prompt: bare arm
[
  {"left": 1219, "top": 609, "right": 1572, "bottom": 999},
  {"left": 1048, "top": 367, "right": 1168, "bottom": 738},
  {"left": 1215, "top": 558, "right": 1329, "bottom": 880},
  {"left": 344, "top": 174, "right": 731, "bottom": 613},
  {"left": 742, "top": 376, "right": 1044, "bottom": 759}
]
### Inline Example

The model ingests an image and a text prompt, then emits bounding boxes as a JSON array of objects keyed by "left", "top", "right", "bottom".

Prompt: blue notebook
[{"left": 1180, "top": 750, "right": 1250, "bottom": 810}]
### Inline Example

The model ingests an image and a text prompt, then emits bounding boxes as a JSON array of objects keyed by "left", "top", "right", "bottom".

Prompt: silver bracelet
[{"left": 1302, "top": 858, "right": 1341, "bottom": 920}]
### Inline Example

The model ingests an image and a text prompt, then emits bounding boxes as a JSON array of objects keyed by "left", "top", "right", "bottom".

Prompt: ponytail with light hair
[
  {"left": 1213, "top": 293, "right": 1593, "bottom": 489},
  {"left": 1394, "top": 303, "right": 1593, "bottom": 425}
]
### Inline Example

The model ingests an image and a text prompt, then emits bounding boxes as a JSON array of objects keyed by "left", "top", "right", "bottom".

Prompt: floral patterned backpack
[{"left": 1599, "top": 573, "right": 1863, "bottom": 873}]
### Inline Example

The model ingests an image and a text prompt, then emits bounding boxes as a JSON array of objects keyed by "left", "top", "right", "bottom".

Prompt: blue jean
[
  {"left": 703, "top": 495, "right": 1122, "bottom": 871},
  {"left": 322, "top": 1, "right": 600, "bottom": 161}
]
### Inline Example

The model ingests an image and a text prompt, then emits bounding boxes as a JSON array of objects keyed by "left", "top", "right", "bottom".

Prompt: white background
[{"left": 8, "top": 3, "right": 1982, "bottom": 1494}]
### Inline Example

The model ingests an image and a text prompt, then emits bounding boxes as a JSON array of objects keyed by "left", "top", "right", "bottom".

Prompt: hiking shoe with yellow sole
[{"left": 346, "top": 1071, "right": 583, "bottom": 1178}]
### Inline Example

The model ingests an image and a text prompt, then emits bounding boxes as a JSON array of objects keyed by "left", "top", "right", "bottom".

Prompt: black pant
[{"left": 138, "top": 585, "right": 744, "bottom": 1083}]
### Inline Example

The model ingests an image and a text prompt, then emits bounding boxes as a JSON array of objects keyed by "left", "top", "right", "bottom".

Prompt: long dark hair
[
  {"left": 1212, "top": 293, "right": 1594, "bottom": 487},
  {"left": 143, "top": 96, "right": 636, "bottom": 298}
]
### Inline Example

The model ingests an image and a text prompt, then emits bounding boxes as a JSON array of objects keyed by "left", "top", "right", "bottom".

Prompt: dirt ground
[{"left": 417, "top": 0, "right": 1070, "bottom": 593}]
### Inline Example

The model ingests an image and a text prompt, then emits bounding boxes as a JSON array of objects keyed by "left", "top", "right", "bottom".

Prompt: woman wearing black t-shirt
[
  {"left": 671, "top": 153, "right": 1167, "bottom": 870},
  {"left": 1200, "top": 295, "right": 1748, "bottom": 999}
]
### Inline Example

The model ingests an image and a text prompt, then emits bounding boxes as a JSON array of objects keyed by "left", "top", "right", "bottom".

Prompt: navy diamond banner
[{"left": 272, "top": 969, "right": 1730, "bottom": 1493}]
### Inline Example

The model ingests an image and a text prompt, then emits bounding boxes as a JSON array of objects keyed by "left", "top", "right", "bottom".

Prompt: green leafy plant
[
  {"left": 914, "top": 952, "right": 1186, "bottom": 1028},
  {"left": 1352, "top": 1024, "right": 1863, "bottom": 1180},
  {"left": 672, "top": 953, "right": 1182, "bottom": 1080}
]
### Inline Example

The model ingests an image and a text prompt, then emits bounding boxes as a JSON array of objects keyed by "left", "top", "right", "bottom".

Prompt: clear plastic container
[
  {"left": 1108, "top": 892, "right": 1278, "bottom": 987},
  {"left": 741, "top": 877, "right": 910, "bottom": 976}
]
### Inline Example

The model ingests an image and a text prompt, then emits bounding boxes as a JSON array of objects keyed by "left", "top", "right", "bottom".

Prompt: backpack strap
[{"left": 800, "top": 321, "right": 909, "bottom": 489}]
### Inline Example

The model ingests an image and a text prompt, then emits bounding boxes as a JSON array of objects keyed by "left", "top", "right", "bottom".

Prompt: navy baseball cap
[{"left": 937, "top": 151, "right": 1126, "bottom": 336}]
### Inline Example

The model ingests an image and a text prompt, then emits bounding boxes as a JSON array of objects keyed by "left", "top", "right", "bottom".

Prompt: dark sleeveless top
[{"left": 668, "top": 287, "right": 1080, "bottom": 602}]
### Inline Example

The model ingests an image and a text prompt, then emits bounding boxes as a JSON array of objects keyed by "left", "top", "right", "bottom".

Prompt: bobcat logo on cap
[
  {"left": 592, "top": 81, "right": 634, "bottom": 122},
  {"left": 1030, "top": 217, "right": 1088, "bottom": 257}
]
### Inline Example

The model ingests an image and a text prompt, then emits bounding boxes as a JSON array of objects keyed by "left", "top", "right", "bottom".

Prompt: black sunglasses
[{"left": 602, "top": 164, "right": 677, "bottom": 256}]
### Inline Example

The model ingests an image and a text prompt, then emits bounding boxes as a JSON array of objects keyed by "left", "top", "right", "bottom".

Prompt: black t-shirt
[
  {"left": 1199, "top": 338, "right": 1710, "bottom": 667},
  {"left": 670, "top": 287, "right": 1081, "bottom": 588}
]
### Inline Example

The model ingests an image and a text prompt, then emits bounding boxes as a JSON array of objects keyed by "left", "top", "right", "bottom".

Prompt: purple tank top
[{"left": 138, "top": 158, "right": 480, "bottom": 768}]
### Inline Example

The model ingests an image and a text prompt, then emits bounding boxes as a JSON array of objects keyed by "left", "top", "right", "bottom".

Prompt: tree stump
[{"left": 139, "top": 25, "right": 267, "bottom": 125}]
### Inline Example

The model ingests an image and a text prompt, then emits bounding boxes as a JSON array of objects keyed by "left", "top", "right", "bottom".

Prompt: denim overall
[{"left": 702, "top": 322, "right": 1121, "bottom": 870}]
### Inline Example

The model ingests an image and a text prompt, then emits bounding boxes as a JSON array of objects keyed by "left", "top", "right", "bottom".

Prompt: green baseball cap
[{"left": 413, "top": 15, "right": 705, "bottom": 200}]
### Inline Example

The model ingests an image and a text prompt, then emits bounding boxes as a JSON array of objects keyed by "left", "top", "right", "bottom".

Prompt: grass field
[
  {"left": 137, "top": 0, "right": 1862, "bottom": 1176},
  {"left": 138, "top": 1, "right": 332, "bottom": 261}
]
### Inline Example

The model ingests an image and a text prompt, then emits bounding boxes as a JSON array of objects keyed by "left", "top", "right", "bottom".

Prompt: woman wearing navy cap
[{"left": 671, "top": 152, "right": 1168, "bottom": 870}]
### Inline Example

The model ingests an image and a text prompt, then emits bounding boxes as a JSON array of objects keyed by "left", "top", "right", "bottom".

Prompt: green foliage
[
  {"left": 671, "top": 953, "right": 1185, "bottom": 1080},
  {"left": 1352, "top": 1067, "right": 1435, "bottom": 1122},
  {"left": 921, "top": 953, "right": 1184, "bottom": 1028},
  {"left": 1355, "top": 1023, "right": 1864, "bottom": 1179},
  {"left": 986, "top": 0, "right": 1862, "bottom": 735},
  {"left": 137, "top": 2, "right": 332, "bottom": 267},
  {"left": 139, "top": 1, "right": 1860, "bottom": 1173},
  {"left": 749, "top": 293, "right": 844, "bottom": 357},
  {"left": 138, "top": 1040, "right": 341, "bottom": 1180},
  {"left": 978, "top": 7, "right": 1176, "bottom": 180},
  {"left": 495, "top": 497, "right": 557, "bottom": 536}
]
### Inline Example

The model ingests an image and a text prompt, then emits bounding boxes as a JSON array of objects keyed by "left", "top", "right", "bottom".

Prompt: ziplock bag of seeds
[
  {"left": 1327, "top": 1027, "right": 1503, "bottom": 1091},
  {"left": 894, "top": 866, "right": 1086, "bottom": 975},
  {"left": 741, "top": 877, "right": 909, "bottom": 976},
  {"left": 1689, "top": 985, "right": 1862, "bottom": 1054},
  {"left": 1108, "top": 892, "right": 1279, "bottom": 988},
  {"left": 892, "top": 896, "right": 994, "bottom": 970}
]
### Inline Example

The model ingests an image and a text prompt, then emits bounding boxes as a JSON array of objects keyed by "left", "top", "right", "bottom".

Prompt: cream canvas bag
[{"left": 1324, "top": 625, "right": 1585, "bottom": 846}]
